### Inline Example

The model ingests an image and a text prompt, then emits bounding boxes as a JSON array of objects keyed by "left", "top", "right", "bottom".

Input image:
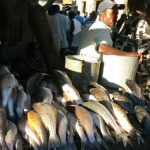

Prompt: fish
[
  {"left": 91, "top": 112, "right": 115, "bottom": 144},
  {"left": 53, "top": 70, "right": 73, "bottom": 86},
  {"left": 0, "top": 65, "right": 10, "bottom": 75},
  {"left": 75, "top": 105, "right": 95, "bottom": 144},
  {"left": 32, "top": 102, "right": 60, "bottom": 148},
  {"left": 125, "top": 80, "right": 146, "bottom": 105},
  {"left": 5, "top": 121, "right": 18, "bottom": 150},
  {"left": 81, "top": 94, "right": 97, "bottom": 102},
  {"left": 33, "top": 86, "right": 53, "bottom": 104},
  {"left": 0, "top": 109, "right": 8, "bottom": 149},
  {"left": 27, "top": 110, "right": 48, "bottom": 149},
  {"left": 66, "top": 121, "right": 77, "bottom": 150},
  {"left": 53, "top": 70, "right": 82, "bottom": 105},
  {"left": 134, "top": 105, "right": 150, "bottom": 134},
  {"left": 67, "top": 112, "right": 87, "bottom": 143},
  {"left": 111, "top": 102, "right": 145, "bottom": 145},
  {"left": 112, "top": 91, "right": 134, "bottom": 114},
  {"left": 16, "top": 85, "right": 28, "bottom": 118},
  {"left": 26, "top": 73, "right": 49, "bottom": 97},
  {"left": 57, "top": 110, "right": 68, "bottom": 147},
  {"left": 90, "top": 88, "right": 115, "bottom": 116},
  {"left": 82, "top": 102, "right": 121, "bottom": 136},
  {"left": 18, "top": 117, "right": 42, "bottom": 147},
  {"left": 0, "top": 73, "right": 17, "bottom": 108},
  {"left": 7, "top": 87, "right": 17, "bottom": 120}
]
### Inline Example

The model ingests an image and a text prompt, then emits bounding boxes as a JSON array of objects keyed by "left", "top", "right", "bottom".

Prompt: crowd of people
[{"left": 46, "top": 0, "right": 150, "bottom": 80}]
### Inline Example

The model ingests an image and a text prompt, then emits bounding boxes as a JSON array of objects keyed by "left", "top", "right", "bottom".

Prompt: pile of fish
[{"left": 0, "top": 65, "right": 150, "bottom": 150}]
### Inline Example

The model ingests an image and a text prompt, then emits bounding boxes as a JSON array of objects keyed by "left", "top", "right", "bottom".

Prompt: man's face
[{"left": 100, "top": 8, "right": 118, "bottom": 27}]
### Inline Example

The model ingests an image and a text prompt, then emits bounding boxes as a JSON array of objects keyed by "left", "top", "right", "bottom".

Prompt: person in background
[
  {"left": 72, "top": 0, "right": 143, "bottom": 62},
  {"left": 83, "top": 11, "right": 97, "bottom": 28},
  {"left": 113, "top": 0, "right": 150, "bottom": 54},
  {"left": 75, "top": 11, "right": 85, "bottom": 25},
  {"left": 68, "top": 11, "right": 82, "bottom": 48},
  {"left": 46, "top": 5, "right": 70, "bottom": 60},
  {"left": 83, "top": 12, "right": 88, "bottom": 21}
]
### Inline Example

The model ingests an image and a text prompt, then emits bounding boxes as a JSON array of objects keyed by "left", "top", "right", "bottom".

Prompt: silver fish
[
  {"left": 33, "top": 86, "right": 53, "bottom": 104},
  {"left": 82, "top": 102, "right": 121, "bottom": 135},
  {"left": 90, "top": 87, "right": 115, "bottom": 116},
  {"left": 26, "top": 73, "right": 49, "bottom": 97},
  {"left": 111, "top": 102, "right": 145, "bottom": 145},
  {"left": 16, "top": 86, "right": 28, "bottom": 118},
  {"left": 0, "top": 73, "right": 17, "bottom": 108},
  {"left": 7, "top": 87, "right": 17, "bottom": 120},
  {"left": 0, "top": 109, "right": 8, "bottom": 149},
  {"left": 134, "top": 105, "right": 150, "bottom": 134},
  {"left": 125, "top": 79, "right": 146, "bottom": 105},
  {"left": 113, "top": 91, "right": 134, "bottom": 113},
  {"left": 5, "top": 121, "right": 18, "bottom": 150},
  {"left": 0, "top": 65, "right": 10, "bottom": 75}
]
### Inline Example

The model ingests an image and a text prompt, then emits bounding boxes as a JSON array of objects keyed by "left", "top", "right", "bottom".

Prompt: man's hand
[{"left": 129, "top": 52, "right": 143, "bottom": 62}]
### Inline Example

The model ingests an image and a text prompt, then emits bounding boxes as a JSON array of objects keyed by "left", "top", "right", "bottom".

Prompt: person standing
[
  {"left": 47, "top": 5, "right": 70, "bottom": 59},
  {"left": 73, "top": 0, "right": 143, "bottom": 62}
]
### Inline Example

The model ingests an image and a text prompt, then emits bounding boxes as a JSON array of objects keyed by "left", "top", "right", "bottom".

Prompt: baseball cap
[{"left": 97, "top": 0, "right": 125, "bottom": 14}]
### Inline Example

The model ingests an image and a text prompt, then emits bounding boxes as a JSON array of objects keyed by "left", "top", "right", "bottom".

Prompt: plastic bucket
[
  {"left": 65, "top": 55, "right": 101, "bottom": 92},
  {"left": 99, "top": 55, "right": 138, "bottom": 89}
]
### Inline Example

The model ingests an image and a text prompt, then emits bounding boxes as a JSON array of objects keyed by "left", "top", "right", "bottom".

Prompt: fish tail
[
  {"left": 48, "top": 135, "right": 60, "bottom": 149},
  {"left": 131, "top": 130, "right": 145, "bottom": 146},
  {"left": 119, "top": 133, "right": 133, "bottom": 147}
]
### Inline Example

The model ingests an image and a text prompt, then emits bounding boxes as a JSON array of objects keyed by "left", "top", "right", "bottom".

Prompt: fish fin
[{"left": 48, "top": 135, "right": 60, "bottom": 149}]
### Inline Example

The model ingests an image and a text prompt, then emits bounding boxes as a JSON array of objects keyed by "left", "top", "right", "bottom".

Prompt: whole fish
[
  {"left": 82, "top": 102, "right": 121, "bottom": 135},
  {"left": 90, "top": 87, "right": 115, "bottom": 116},
  {"left": 134, "top": 105, "right": 150, "bottom": 134},
  {"left": 75, "top": 105, "right": 95, "bottom": 143},
  {"left": 5, "top": 121, "right": 18, "bottom": 150},
  {"left": 26, "top": 73, "right": 49, "bottom": 97},
  {"left": 57, "top": 110, "right": 68, "bottom": 147},
  {"left": 125, "top": 80, "right": 146, "bottom": 105},
  {"left": 111, "top": 102, "right": 145, "bottom": 145},
  {"left": 18, "top": 117, "right": 42, "bottom": 147},
  {"left": 16, "top": 85, "right": 28, "bottom": 118},
  {"left": 33, "top": 86, "right": 53, "bottom": 104},
  {"left": 0, "top": 109, "right": 8, "bottom": 149},
  {"left": 0, "top": 73, "right": 17, "bottom": 108},
  {"left": 27, "top": 110, "right": 48, "bottom": 149},
  {"left": 32, "top": 102, "right": 60, "bottom": 148},
  {"left": 113, "top": 91, "right": 134, "bottom": 114}
]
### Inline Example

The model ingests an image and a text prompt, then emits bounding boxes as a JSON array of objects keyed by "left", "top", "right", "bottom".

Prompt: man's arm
[{"left": 98, "top": 44, "right": 143, "bottom": 62}]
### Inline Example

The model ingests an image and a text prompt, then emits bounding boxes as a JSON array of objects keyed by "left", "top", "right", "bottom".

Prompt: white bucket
[
  {"left": 65, "top": 55, "right": 101, "bottom": 92},
  {"left": 99, "top": 55, "right": 138, "bottom": 89}
]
